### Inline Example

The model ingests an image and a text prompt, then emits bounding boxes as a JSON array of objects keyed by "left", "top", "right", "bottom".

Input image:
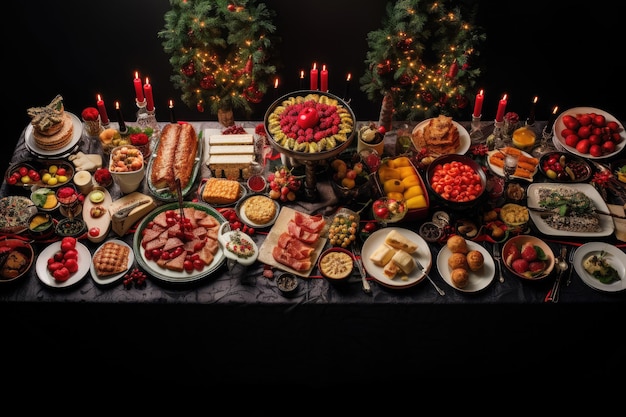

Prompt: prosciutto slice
[
  {"left": 287, "top": 220, "right": 319, "bottom": 244},
  {"left": 272, "top": 245, "right": 312, "bottom": 271},
  {"left": 277, "top": 232, "right": 314, "bottom": 260},
  {"left": 293, "top": 212, "right": 326, "bottom": 233}
]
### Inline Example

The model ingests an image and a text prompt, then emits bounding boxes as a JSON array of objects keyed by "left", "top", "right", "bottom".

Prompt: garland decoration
[
  {"left": 360, "top": 0, "right": 485, "bottom": 121},
  {"left": 159, "top": 0, "right": 280, "bottom": 116}
]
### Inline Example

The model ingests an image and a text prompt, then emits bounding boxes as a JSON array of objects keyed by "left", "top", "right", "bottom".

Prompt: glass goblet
[
  {"left": 503, "top": 153, "right": 519, "bottom": 184},
  {"left": 372, "top": 197, "right": 407, "bottom": 227}
]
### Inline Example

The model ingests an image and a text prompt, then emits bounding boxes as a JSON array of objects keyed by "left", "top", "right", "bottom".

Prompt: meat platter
[{"left": 257, "top": 207, "right": 329, "bottom": 277}]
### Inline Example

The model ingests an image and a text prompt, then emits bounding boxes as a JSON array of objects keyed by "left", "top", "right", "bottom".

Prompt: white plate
[
  {"left": 486, "top": 149, "right": 538, "bottom": 182},
  {"left": 90, "top": 239, "right": 134, "bottom": 286},
  {"left": 36, "top": 240, "right": 91, "bottom": 288},
  {"left": 573, "top": 242, "right": 626, "bottom": 292},
  {"left": 82, "top": 187, "right": 112, "bottom": 243},
  {"left": 412, "top": 119, "right": 470, "bottom": 155},
  {"left": 235, "top": 194, "right": 280, "bottom": 229},
  {"left": 361, "top": 227, "right": 431, "bottom": 289},
  {"left": 552, "top": 107, "right": 625, "bottom": 159},
  {"left": 24, "top": 112, "right": 82, "bottom": 157},
  {"left": 132, "top": 202, "right": 227, "bottom": 284},
  {"left": 436, "top": 241, "right": 495, "bottom": 293},
  {"left": 526, "top": 182, "right": 615, "bottom": 237}
]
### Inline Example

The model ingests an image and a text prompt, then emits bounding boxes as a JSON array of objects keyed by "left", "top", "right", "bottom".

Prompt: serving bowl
[
  {"left": 538, "top": 151, "right": 592, "bottom": 183},
  {"left": 5, "top": 159, "right": 74, "bottom": 190},
  {"left": 501, "top": 235, "right": 555, "bottom": 280},
  {"left": 109, "top": 145, "right": 146, "bottom": 194},
  {"left": 0, "top": 238, "right": 35, "bottom": 283},
  {"left": 27, "top": 212, "right": 55, "bottom": 240},
  {"left": 276, "top": 272, "right": 300, "bottom": 296},
  {"left": 317, "top": 247, "right": 355, "bottom": 284},
  {"left": 425, "top": 154, "right": 487, "bottom": 210},
  {"left": 329, "top": 151, "right": 375, "bottom": 203}
]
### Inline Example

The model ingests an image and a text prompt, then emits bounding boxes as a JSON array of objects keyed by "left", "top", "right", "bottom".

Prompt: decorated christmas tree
[
  {"left": 159, "top": 0, "right": 280, "bottom": 121},
  {"left": 360, "top": 0, "right": 485, "bottom": 122}
]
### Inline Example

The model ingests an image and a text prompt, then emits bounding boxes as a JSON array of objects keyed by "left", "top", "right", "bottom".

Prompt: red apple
[
  {"left": 296, "top": 107, "right": 319, "bottom": 129},
  {"left": 575, "top": 139, "right": 590, "bottom": 154},
  {"left": 602, "top": 140, "right": 616, "bottom": 154},
  {"left": 565, "top": 134, "right": 579, "bottom": 148}
]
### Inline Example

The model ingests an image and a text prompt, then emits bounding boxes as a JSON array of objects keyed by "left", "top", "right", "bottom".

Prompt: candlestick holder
[
  {"left": 531, "top": 124, "right": 556, "bottom": 157},
  {"left": 136, "top": 99, "right": 160, "bottom": 137},
  {"left": 486, "top": 120, "right": 505, "bottom": 150},
  {"left": 469, "top": 114, "right": 484, "bottom": 143}
]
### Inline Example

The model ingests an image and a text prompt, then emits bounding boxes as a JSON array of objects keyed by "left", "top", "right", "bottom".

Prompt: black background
[{"left": 6, "top": 0, "right": 625, "bottom": 170}]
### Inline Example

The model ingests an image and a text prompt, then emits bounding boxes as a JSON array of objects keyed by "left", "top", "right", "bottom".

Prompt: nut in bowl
[
  {"left": 109, "top": 145, "right": 145, "bottom": 194},
  {"left": 502, "top": 235, "right": 555, "bottom": 280}
]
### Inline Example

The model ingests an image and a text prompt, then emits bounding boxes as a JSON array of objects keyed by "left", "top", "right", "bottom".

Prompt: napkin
[{"left": 607, "top": 203, "right": 626, "bottom": 242}]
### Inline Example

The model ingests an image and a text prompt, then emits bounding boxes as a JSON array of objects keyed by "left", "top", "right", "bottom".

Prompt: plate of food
[
  {"left": 361, "top": 227, "right": 431, "bottom": 289},
  {"left": 526, "top": 183, "right": 614, "bottom": 237},
  {"left": 24, "top": 112, "right": 83, "bottom": 158},
  {"left": 552, "top": 107, "right": 625, "bottom": 159},
  {"left": 486, "top": 147, "right": 539, "bottom": 182},
  {"left": 36, "top": 239, "right": 91, "bottom": 288},
  {"left": 411, "top": 115, "right": 470, "bottom": 156},
  {"left": 146, "top": 123, "right": 203, "bottom": 202},
  {"left": 0, "top": 196, "right": 38, "bottom": 235},
  {"left": 257, "top": 207, "right": 328, "bottom": 278},
  {"left": 82, "top": 187, "right": 112, "bottom": 243},
  {"left": 235, "top": 194, "right": 281, "bottom": 229},
  {"left": 132, "top": 201, "right": 227, "bottom": 284},
  {"left": 198, "top": 177, "right": 247, "bottom": 208},
  {"left": 90, "top": 239, "right": 134, "bottom": 286},
  {"left": 573, "top": 242, "right": 626, "bottom": 292},
  {"left": 436, "top": 240, "right": 495, "bottom": 292}
]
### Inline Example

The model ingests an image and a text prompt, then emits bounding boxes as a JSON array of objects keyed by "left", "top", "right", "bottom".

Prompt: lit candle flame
[
  {"left": 97, "top": 94, "right": 102, "bottom": 102},
  {"left": 115, "top": 101, "right": 120, "bottom": 110},
  {"left": 300, "top": 70, "right": 304, "bottom": 79},
  {"left": 169, "top": 99, "right": 174, "bottom": 108},
  {"left": 274, "top": 78, "right": 279, "bottom": 88},
  {"left": 346, "top": 73, "right": 351, "bottom": 82}
]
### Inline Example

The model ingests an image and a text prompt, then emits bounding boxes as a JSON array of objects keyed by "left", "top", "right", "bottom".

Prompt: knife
[{"left": 353, "top": 245, "right": 372, "bottom": 295}]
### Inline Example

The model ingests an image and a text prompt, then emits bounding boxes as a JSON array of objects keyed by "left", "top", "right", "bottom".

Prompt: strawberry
[
  {"left": 521, "top": 242, "right": 538, "bottom": 262},
  {"left": 528, "top": 260, "right": 546, "bottom": 274},
  {"left": 504, "top": 245, "right": 521, "bottom": 266}
]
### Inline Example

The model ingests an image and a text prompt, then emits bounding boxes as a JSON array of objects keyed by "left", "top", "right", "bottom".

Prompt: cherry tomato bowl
[{"left": 425, "top": 154, "right": 487, "bottom": 210}]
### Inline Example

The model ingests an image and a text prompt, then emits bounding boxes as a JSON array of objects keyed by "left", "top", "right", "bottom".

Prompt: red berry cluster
[
  {"left": 279, "top": 100, "right": 340, "bottom": 144},
  {"left": 267, "top": 167, "right": 301, "bottom": 202},
  {"left": 217, "top": 207, "right": 256, "bottom": 236},
  {"left": 123, "top": 267, "right": 148, "bottom": 289},
  {"left": 222, "top": 125, "right": 247, "bottom": 135}
]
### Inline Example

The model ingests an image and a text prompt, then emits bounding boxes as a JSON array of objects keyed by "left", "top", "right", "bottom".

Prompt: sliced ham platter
[{"left": 257, "top": 207, "right": 329, "bottom": 277}]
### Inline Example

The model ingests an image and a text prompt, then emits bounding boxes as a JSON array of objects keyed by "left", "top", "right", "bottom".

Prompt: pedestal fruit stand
[{"left": 264, "top": 90, "right": 357, "bottom": 201}]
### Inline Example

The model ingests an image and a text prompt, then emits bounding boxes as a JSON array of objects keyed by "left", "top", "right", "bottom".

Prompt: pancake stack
[
  {"left": 27, "top": 94, "right": 74, "bottom": 151},
  {"left": 412, "top": 115, "right": 460, "bottom": 155}
]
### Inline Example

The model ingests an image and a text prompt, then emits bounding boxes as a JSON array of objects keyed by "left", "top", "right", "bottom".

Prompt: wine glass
[
  {"left": 531, "top": 125, "right": 556, "bottom": 157},
  {"left": 503, "top": 153, "right": 519, "bottom": 184},
  {"left": 372, "top": 197, "right": 407, "bottom": 227}
]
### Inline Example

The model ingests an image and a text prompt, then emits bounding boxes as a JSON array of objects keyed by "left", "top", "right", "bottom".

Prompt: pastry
[
  {"left": 383, "top": 259, "right": 399, "bottom": 278},
  {"left": 27, "top": 95, "right": 74, "bottom": 151},
  {"left": 151, "top": 123, "right": 198, "bottom": 191},
  {"left": 412, "top": 115, "right": 460, "bottom": 155},
  {"left": 391, "top": 249, "right": 416, "bottom": 275},
  {"left": 448, "top": 252, "right": 469, "bottom": 270},
  {"left": 369, "top": 243, "right": 395, "bottom": 267},
  {"left": 1, "top": 251, "right": 29, "bottom": 279},
  {"left": 202, "top": 178, "right": 241, "bottom": 205},
  {"left": 93, "top": 242, "right": 130, "bottom": 277},
  {"left": 446, "top": 235, "right": 468, "bottom": 254},
  {"left": 466, "top": 250, "right": 484, "bottom": 272},
  {"left": 451, "top": 267, "right": 469, "bottom": 288},
  {"left": 384, "top": 229, "right": 418, "bottom": 253}
]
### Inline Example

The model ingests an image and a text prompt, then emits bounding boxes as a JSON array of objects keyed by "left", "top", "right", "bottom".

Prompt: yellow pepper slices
[
  {"left": 386, "top": 191, "right": 404, "bottom": 202},
  {"left": 406, "top": 195, "right": 428, "bottom": 209},
  {"left": 401, "top": 175, "right": 421, "bottom": 189},
  {"left": 390, "top": 156, "right": 412, "bottom": 168},
  {"left": 403, "top": 185, "right": 423, "bottom": 200},
  {"left": 377, "top": 166, "right": 401, "bottom": 182},
  {"left": 383, "top": 179, "right": 404, "bottom": 194}
]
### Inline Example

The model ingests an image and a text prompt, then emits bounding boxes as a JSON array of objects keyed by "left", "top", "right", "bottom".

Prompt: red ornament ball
[
  {"left": 200, "top": 75, "right": 216, "bottom": 90},
  {"left": 182, "top": 62, "right": 195, "bottom": 77}
]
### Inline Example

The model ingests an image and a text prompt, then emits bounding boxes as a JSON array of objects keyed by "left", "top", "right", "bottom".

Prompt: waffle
[{"left": 93, "top": 242, "right": 130, "bottom": 277}]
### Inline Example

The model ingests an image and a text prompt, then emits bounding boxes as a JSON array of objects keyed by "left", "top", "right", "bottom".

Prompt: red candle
[
  {"left": 320, "top": 64, "right": 328, "bottom": 92},
  {"left": 96, "top": 94, "right": 109, "bottom": 125},
  {"left": 134, "top": 71, "right": 144, "bottom": 103},
  {"left": 473, "top": 89, "right": 484, "bottom": 118},
  {"left": 144, "top": 77, "right": 154, "bottom": 111},
  {"left": 310, "top": 63, "right": 318, "bottom": 90},
  {"left": 495, "top": 93, "right": 508, "bottom": 122}
]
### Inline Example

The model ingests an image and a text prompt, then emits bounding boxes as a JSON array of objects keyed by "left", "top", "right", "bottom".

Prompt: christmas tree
[
  {"left": 159, "top": 0, "right": 280, "bottom": 118},
  {"left": 360, "top": 0, "right": 485, "bottom": 121}
]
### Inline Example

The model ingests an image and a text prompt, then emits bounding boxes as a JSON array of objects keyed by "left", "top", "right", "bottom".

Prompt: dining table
[{"left": 2, "top": 118, "right": 624, "bottom": 384}]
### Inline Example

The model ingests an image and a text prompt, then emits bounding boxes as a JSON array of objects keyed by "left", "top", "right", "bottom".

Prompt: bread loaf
[
  {"left": 173, "top": 123, "right": 199, "bottom": 190},
  {"left": 151, "top": 123, "right": 198, "bottom": 191},
  {"left": 384, "top": 230, "right": 418, "bottom": 253}
]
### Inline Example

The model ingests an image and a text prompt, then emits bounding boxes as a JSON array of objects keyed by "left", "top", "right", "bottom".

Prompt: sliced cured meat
[
  {"left": 153, "top": 211, "right": 169, "bottom": 228},
  {"left": 144, "top": 237, "right": 167, "bottom": 251},
  {"left": 287, "top": 220, "right": 319, "bottom": 244},
  {"left": 141, "top": 226, "right": 165, "bottom": 245},
  {"left": 184, "top": 238, "right": 205, "bottom": 253},
  {"left": 277, "top": 232, "right": 314, "bottom": 260},
  {"left": 165, "top": 251, "right": 186, "bottom": 272},
  {"left": 294, "top": 212, "right": 326, "bottom": 233},
  {"left": 272, "top": 245, "right": 311, "bottom": 271},
  {"left": 163, "top": 237, "right": 184, "bottom": 252},
  {"left": 192, "top": 226, "right": 208, "bottom": 240},
  {"left": 198, "top": 244, "right": 215, "bottom": 266},
  {"left": 167, "top": 222, "right": 181, "bottom": 237},
  {"left": 198, "top": 214, "right": 218, "bottom": 228}
]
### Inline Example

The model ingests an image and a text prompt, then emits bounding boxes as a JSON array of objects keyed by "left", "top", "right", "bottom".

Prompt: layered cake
[
  {"left": 205, "top": 132, "right": 256, "bottom": 180},
  {"left": 27, "top": 95, "right": 74, "bottom": 151}
]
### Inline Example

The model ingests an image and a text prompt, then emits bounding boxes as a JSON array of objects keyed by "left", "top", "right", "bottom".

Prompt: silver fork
[
  {"left": 492, "top": 242, "right": 505, "bottom": 283},
  {"left": 352, "top": 245, "right": 372, "bottom": 295},
  {"left": 415, "top": 258, "right": 445, "bottom": 296},
  {"left": 566, "top": 246, "right": 576, "bottom": 286}
]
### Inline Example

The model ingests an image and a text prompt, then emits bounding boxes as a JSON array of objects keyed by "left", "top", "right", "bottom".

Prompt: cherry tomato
[{"left": 89, "top": 227, "right": 100, "bottom": 237}]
